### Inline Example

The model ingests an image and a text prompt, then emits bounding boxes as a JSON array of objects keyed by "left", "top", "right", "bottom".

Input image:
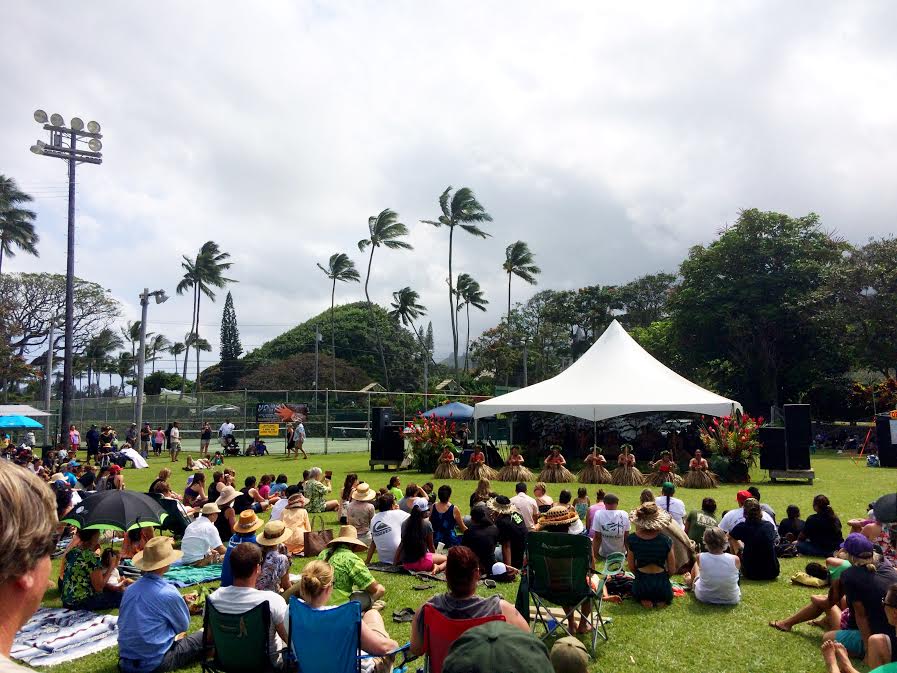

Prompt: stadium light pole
[
  {"left": 135, "top": 289, "right": 169, "bottom": 440},
  {"left": 30, "top": 110, "right": 103, "bottom": 448}
]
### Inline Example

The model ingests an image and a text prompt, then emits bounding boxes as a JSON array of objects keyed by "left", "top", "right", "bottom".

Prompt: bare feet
[
  {"left": 822, "top": 640, "right": 839, "bottom": 668},
  {"left": 833, "top": 643, "right": 852, "bottom": 670},
  {"left": 640, "top": 600, "right": 654, "bottom": 609},
  {"left": 769, "top": 620, "right": 792, "bottom": 632}
]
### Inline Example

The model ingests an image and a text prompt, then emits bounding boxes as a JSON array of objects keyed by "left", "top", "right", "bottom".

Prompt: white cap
[
  {"left": 491, "top": 562, "right": 508, "bottom": 576},
  {"left": 413, "top": 497, "right": 430, "bottom": 512}
]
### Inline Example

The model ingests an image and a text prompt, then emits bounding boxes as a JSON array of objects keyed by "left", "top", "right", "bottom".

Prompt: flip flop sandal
[
  {"left": 392, "top": 608, "right": 416, "bottom": 623},
  {"left": 481, "top": 579, "right": 497, "bottom": 588},
  {"left": 412, "top": 584, "right": 435, "bottom": 591}
]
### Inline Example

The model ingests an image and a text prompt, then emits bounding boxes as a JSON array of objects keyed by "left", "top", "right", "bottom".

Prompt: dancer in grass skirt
[
  {"left": 460, "top": 444, "right": 498, "bottom": 480},
  {"left": 538, "top": 446, "right": 576, "bottom": 483},
  {"left": 683, "top": 449, "right": 719, "bottom": 488},
  {"left": 578, "top": 446, "right": 613, "bottom": 484},
  {"left": 612, "top": 444, "right": 645, "bottom": 486},
  {"left": 497, "top": 445, "right": 533, "bottom": 482},
  {"left": 434, "top": 446, "right": 460, "bottom": 479},
  {"left": 647, "top": 451, "right": 683, "bottom": 487}
]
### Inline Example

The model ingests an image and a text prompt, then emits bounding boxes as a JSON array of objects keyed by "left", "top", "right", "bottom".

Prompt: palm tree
[
  {"left": 147, "top": 334, "right": 170, "bottom": 374},
  {"left": 502, "top": 241, "right": 540, "bottom": 325},
  {"left": 83, "top": 328, "right": 123, "bottom": 396},
  {"left": 191, "top": 335, "right": 212, "bottom": 393},
  {"left": 389, "top": 287, "right": 427, "bottom": 334},
  {"left": 455, "top": 273, "right": 488, "bottom": 374},
  {"left": 317, "top": 253, "right": 360, "bottom": 392},
  {"left": 115, "top": 352, "right": 135, "bottom": 395},
  {"left": 176, "top": 241, "right": 235, "bottom": 396},
  {"left": 169, "top": 341, "right": 186, "bottom": 376},
  {"left": 120, "top": 321, "right": 148, "bottom": 397},
  {"left": 422, "top": 186, "right": 492, "bottom": 377},
  {"left": 358, "top": 209, "right": 412, "bottom": 389},
  {"left": 0, "top": 175, "right": 38, "bottom": 278}
]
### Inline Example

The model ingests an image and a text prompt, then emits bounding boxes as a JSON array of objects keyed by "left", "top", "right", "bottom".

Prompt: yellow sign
[{"left": 258, "top": 423, "right": 280, "bottom": 437}]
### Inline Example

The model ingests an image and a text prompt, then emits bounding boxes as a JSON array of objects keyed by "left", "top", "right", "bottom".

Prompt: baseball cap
[
  {"left": 873, "top": 493, "right": 897, "bottom": 524},
  {"left": 841, "top": 532, "right": 874, "bottom": 558},
  {"left": 736, "top": 490, "right": 753, "bottom": 505},
  {"left": 413, "top": 497, "right": 430, "bottom": 512},
  {"left": 550, "top": 636, "right": 590, "bottom": 673},
  {"left": 442, "top": 621, "right": 553, "bottom": 673}
]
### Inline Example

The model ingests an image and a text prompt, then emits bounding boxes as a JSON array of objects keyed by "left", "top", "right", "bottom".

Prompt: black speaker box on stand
[
  {"left": 759, "top": 426, "right": 786, "bottom": 471},
  {"left": 783, "top": 404, "right": 812, "bottom": 470},
  {"left": 369, "top": 407, "right": 402, "bottom": 470},
  {"left": 876, "top": 414, "right": 897, "bottom": 468}
]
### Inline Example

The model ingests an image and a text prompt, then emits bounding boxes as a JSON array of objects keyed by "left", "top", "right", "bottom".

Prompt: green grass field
[{"left": 39, "top": 451, "right": 896, "bottom": 673}]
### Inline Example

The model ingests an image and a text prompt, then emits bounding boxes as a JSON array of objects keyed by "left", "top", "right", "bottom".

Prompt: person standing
[
  {"left": 139, "top": 423, "right": 152, "bottom": 459},
  {"left": 200, "top": 422, "right": 212, "bottom": 458},
  {"left": 69, "top": 425, "right": 81, "bottom": 457},
  {"left": 169, "top": 422, "right": 181, "bottom": 462},
  {"left": 218, "top": 418, "right": 235, "bottom": 447},
  {"left": 293, "top": 421, "right": 308, "bottom": 459},
  {"left": 0, "top": 462, "right": 57, "bottom": 673},
  {"left": 125, "top": 423, "right": 138, "bottom": 448},
  {"left": 85, "top": 425, "right": 100, "bottom": 465}
]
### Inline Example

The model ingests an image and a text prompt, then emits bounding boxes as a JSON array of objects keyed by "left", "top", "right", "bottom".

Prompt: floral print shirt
[{"left": 62, "top": 548, "right": 101, "bottom": 606}]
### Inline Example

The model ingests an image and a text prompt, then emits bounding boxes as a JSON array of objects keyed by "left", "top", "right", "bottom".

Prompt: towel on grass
[
  {"left": 12, "top": 607, "right": 118, "bottom": 666},
  {"left": 163, "top": 562, "right": 223, "bottom": 587}
]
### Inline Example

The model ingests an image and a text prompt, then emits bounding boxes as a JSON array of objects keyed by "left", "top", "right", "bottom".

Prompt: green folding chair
[
  {"left": 202, "top": 600, "right": 282, "bottom": 673},
  {"left": 525, "top": 532, "right": 607, "bottom": 656},
  {"left": 600, "top": 552, "right": 626, "bottom": 576}
]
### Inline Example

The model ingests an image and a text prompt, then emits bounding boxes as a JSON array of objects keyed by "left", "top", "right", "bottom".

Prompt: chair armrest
[{"left": 359, "top": 642, "right": 414, "bottom": 667}]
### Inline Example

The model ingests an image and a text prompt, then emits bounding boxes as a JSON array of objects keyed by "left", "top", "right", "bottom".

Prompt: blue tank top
[{"left": 431, "top": 504, "right": 459, "bottom": 547}]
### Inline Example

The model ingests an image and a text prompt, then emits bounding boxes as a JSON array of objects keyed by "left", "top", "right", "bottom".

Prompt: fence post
[
  {"left": 367, "top": 391, "right": 372, "bottom": 454},
  {"left": 243, "top": 389, "right": 248, "bottom": 451},
  {"left": 324, "top": 389, "right": 329, "bottom": 455}
]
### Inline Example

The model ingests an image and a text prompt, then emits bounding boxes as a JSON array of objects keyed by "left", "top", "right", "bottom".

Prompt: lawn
[{"left": 39, "top": 450, "right": 896, "bottom": 673}]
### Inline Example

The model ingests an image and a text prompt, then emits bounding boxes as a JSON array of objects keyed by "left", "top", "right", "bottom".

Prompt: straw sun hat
[
  {"left": 630, "top": 502, "right": 672, "bottom": 531},
  {"left": 327, "top": 525, "right": 368, "bottom": 551},
  {"left": 351, "top": 482, "right": 376, "bottom": 502},
  {"left": 233, "top": 510, "right": 264, "bottom": 534},
  {"left": 258, "top": 520, "right": 293, "bottom": 547},
  {"left": 487, "top": 495, "right": 516, "bottom": 516},
  {"left": 538, "top": 505, "right": 579, "bottom": 527},
  {"left": 215, "top": 485, "right": 239, "bottom": 507},
  {"left": 132, "top": 536, "right": 183, "bottom": 572}
]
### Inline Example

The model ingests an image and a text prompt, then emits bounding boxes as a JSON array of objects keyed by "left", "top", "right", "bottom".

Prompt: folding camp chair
[
  {"left": 525, "top": 531, "right": 607, "bottom": 656},
  {"left": 289, "top": 597, "right": 411, "bottom": 673},
  {"left": 202, "top": 600, "right": 280, "bottom": 673},
  {"left": 420, "top": 604, "right": 506, "bottom": 673},
  {"left": 148, "top": 492, "right": 192, "bottom": 537}
]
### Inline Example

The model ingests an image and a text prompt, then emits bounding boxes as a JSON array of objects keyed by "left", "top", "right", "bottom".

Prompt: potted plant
[
  {"left": 699, "top": 409, "right": 763, "bottom": 483},
  {"left": 407, "top": 414, "right": 456, "bottom": 472}
]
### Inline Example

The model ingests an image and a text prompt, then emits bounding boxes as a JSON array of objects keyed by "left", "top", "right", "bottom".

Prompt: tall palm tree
[
  {"left": 389, "top": 287, "right": 427, "bottom": 334},
  {"left": 0, "top": 175, "right": 38, "bottom": 278},
  {"left": 317, "top": 253, "right": 360, "bottom": 392},
  {"left": 176, "top": 241, "right": 235, "bottom": 396},
  {"left": 120, "top": 321, "right": 148, "bottom": 397},
  {"left": 455, "top": 273, "right": 488, "bottom": 374},
  {"left": 358, "top": 208, "right": 412, "bottom": 389},
  {"left": 147, "top": 334, "right": 170, "bottom": 374},
  {"left": 502, "top": 241, "right": 540, "bottom": 324},
  {"left": 169, "top": 341, "right": 186, "bottom": 376},
  {"left": 422, "top": 186, "right": 492, "bottom": 378},
  {"left": 190, "top": 335, "right": 212, "bottom": 393},
  {"left": 115, "top": 352, "right": 135, "bottom": 395},
  {"left": 83, "top": 328, "right": 123, "bottom": 396}
]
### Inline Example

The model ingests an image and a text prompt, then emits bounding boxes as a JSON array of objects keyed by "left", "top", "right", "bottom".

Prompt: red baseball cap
[{"left": 736, "top": 490, "right": 753, "bottom": 505}]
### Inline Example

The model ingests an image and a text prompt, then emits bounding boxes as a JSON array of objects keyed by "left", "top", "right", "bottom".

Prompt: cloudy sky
[{"left": 3, "top": 2, "right": 897, "bottom": 372}]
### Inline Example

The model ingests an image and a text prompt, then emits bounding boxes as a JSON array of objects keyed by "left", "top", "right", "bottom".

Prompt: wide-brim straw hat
[
  {"left": 286, "top": 493, "right": 307, "bottom": 509},
  {"left": 258, "top": 520, "right": 293, "bottom": 546},
  {"left": 233, "top": 509, "right": 264, "bottom": 534},
  {"left": 352, "top": 482, "right": 376, "bottom": 502},
  {"left": 201, "top": 502, "right": 221, "bottom": 515},
  {"left": 488, "top": 496, "right": 516, "bottom": 516},
  {"left": 132, "top": 535, "right": 182, "bottom": 571},
  {"left": 538, "top": 505, "right": 579, "bottom": 527},
  {"left": 327, "top": 524, "right": 368, "bottom": 551},
  {"left": 216, "top": 485, "right": 239, "bottom": 506},
  {"left": 630, "top": 502, "right": 672, "bottom": 531}
]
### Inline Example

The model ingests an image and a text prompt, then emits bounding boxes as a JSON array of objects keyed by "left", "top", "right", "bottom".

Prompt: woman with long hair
[
  {"left": 683, "top": 449, "right": 719, "bottom": 489},
  {"left": 612, "top": 444, "right": 645, "bottom": 486},
  {"left": 183, "top": 472, "right": 207, "bottom": 508},
  {"left": 431, "top": 485, "right": 467, "bottom": 549},
  {"left": 497, "top": 446, "right": 533, "bottom": 482},
  {"left": 533, "top": 482, "right": 553, "bottom": 513},
  {"left": 578, "top": 446, "right": 612, "bottom": 484},
  {"left": 798, "top": 495, "right": 844, "bottom": 557},
  {"left": 469, "top": 478, "right": 495, "bottom": 509},
  {"left": 647, "top": 450, "right": 683, "bottom": 487},
  {"left": 434, "top": 446, "right": 461, "bottom": 479},
  {"left": 394, "top": 500, "right": 447, "bottom": 574},
  {"left": 460, "top": 444, "right": 497, "bottom": 480},
  {"left": 538, "top": 446, "right": 575, "bottom": 483}
]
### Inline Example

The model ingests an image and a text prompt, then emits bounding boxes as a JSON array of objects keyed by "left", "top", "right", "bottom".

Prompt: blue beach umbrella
[{"left": 0, "top": 415, "right": 43, "bottom": 429}]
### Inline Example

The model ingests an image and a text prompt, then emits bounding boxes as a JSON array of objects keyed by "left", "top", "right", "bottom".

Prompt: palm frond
[{"left": 459, "top": 224, "right": 491, "bottom": 238}]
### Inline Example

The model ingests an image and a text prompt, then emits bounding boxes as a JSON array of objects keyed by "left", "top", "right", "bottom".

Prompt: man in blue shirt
[
  {"left": 220, "top": 510, "right": 263, "bottom": 587},
  {"left": 118, "top": 537, "right": 204, "bottom": 673}
]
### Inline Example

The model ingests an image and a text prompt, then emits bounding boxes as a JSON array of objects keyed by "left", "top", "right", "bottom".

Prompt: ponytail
[
  {"left": 299, "top": 560, "right": 334, "bottom": 601},
  {"left": 665, "top": 495, "right": 671, "bottom": 512}
]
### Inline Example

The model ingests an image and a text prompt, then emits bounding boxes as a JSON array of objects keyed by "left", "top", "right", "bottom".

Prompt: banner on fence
[
  {"left": 258, "top": 423, "right": 280, "bottom": 437},
  {"left": 255, "top": 403, "right": 309, "bottom": 424}
]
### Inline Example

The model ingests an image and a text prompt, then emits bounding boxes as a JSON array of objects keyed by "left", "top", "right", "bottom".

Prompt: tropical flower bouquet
[
  {"left": 699, "top": 409, "right": 763, "bottom": 483},
  {"left": 407, "top": 414, "right": 456, "bottom": 472}
]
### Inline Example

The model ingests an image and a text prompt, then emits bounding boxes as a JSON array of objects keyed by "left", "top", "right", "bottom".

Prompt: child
[
  {"left": 270, "top": 474, "right": 288, "bottom": 496},
  {"left": 573, "top": 487, "right": 591, "bottom": 523},
  {"left": 212, "top": 451, "right": 224, "bottom": 465},
  {"left": 101, "top": 548, "right": 132, "bottom": 591}
]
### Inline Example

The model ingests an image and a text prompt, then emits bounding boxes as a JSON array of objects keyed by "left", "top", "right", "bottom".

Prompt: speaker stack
[
  {"left": 369, "top": 407, "right": 404, "bottom": 469},
  {"left": 761, "top": 404, "right": 815, "bottom": 483},
  {"left": 875, "top": 414, "right": 897, "bottom": 468}
]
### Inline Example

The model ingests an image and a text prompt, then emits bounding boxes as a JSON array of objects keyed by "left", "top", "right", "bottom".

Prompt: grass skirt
[
  {"left": 682, "top": 469, "right": 719, "bottom": 488},
  {"left": 611, "top": 465, "right": 645, "bottom": 486},
  {"left": 647, "top": 471, "right": 683, "bottom": 487},
  {"left": 538, "top": 464, "right": 576, "bottom": 483},
  {"left": 434, "top": 462, "right": 461, "bottom": 479},
  {"left": 578, "top": 465, "right": 613, "bottom": 484},
  {"left": 461, "top": 462, "right": 498, "bottom": 480},
  {"left": 497, "top": 464, "right": 533, "bottom": 482}
]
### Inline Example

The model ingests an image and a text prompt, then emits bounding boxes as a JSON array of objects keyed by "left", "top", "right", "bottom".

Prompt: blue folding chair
[{"left": 289, "top": 597, "right": 411, "bottom": 673}]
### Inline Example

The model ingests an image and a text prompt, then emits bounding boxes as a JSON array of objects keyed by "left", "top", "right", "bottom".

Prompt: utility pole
[
  {"left": 44, "top": 318, "right": 56, "bottom": 412},
  {"left": 30, "top": 110, "right": 103, "bottom": 449}
]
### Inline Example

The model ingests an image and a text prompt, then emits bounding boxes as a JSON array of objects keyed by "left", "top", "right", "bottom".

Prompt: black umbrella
[{"left": 61, "top": 490, "right": 168, "bottom": 532}]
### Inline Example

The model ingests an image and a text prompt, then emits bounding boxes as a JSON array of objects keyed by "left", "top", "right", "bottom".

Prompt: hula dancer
[
  {"left": 647, "top": 450, "right": 683, "bottom": 487},
  {"left": 434, "top": 447, "right": 461, "bottom": 479},
  {"left": 460, "top": 445, "right": 498, "bottom": 480},
  {"left": 538, "top": 446, "right": 576, "bottom": 483},
  {"left": 611, "top": 444, "right": 645, "bottom": 486},
  {"left": 578, "top": 446, "right": 613, "bottom": 484},
  {"left": 683, "top": 450, "right": 719, "bottom": 489},
  {"left": 497, "top": 446, "right": 533, "bottom": 482}
]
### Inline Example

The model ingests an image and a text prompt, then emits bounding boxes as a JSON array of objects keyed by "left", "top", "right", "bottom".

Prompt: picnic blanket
[
  {"left": 163, "top": 562, "right": 224, "bottom": 588},
  {"left": 367, "top": 562, "right": 446, "bottom": 582},
  {"left": 12, "top": 608, "right": 118, "bottom": 666}
]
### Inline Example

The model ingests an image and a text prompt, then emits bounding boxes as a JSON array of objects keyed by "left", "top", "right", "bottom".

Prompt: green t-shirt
[
  {"left": 62, "top": 547, "right": 102, "bottom": 606},
  {"left": 686, "top": 510, "right": 718, "bottom": 550},
  {"left": 389, "top": 487, "right": 403, "bottom": 502},
  {"left": 829, "top": 558, "right": 851, "bottom": 580},
  {"left": 320, "top": 545, "right": 375, "bottom": 603}
]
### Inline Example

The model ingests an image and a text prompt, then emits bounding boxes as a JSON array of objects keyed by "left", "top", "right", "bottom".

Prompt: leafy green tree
[
  {"left": 617, "top": 272, "right": 677, "bottom": 329},
  {"left": 502, "top": 241, "right": 540, "bottom": 324},
  {"left": 669, "top": 208, "right": 848, "bottom": 410},
  {"left": 238, "top": 352, "right": 370, "bottom": 391},
  {"left": 317, "top": 253, "right": 361, "bottom": 391},
  {"left": 142, "top": 371, "right": 191, "bottom": 396},
  {"left": 0, "top": 175, "right": 38, "bottom": 278},
  {"left": 358, "top": 209, "right": 412, "bottom": 389},
  {"left": 176, "top": 241, "right": 235, "bottom": 396},
  {"left": 455, "top": 273, "right": 488, "bottom": 374},
  {"left": 422, "top": 186, "right": 492, "bottom": 378},
  {"left": 219, "top": 291, "right": 243, "bottom": 389}
]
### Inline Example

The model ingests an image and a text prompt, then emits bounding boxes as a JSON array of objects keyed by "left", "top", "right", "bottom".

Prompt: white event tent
[{"left": 474, "top": 320, "right": 740, "bottom": 422}]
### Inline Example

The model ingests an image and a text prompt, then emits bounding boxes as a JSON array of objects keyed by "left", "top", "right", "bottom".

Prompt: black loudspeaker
[
  {"left": 370, "top": 408, "right": 403, "bottom": 462},
  {"left": 371, "top": 408, "right": 392, "bottom": 443},
  {"left": 759, "top": 427, "right": 786, "bottom": 470},
  {"left": 783, "top": 404, "right": 812, "bottom": 470},
  {"left": 876, "top": 415, "right": 897, "bottom": 468}
]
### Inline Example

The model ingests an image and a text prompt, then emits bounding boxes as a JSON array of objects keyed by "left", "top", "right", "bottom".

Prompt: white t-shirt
[
  {"left": 209, "top": 585, "right": 288, "bottom": 660},
  {"left": 269, "top": 498, "right": 288, "bottom": 521},
  {"left": 718, "top": 506, "right": 775, "bottom": 533},
  {"left": 510, "top": 493, "right": 539, "bottom": 530},
  {"left": 655, "top": 497, "right": 687, "bottom": 528},
  {"left": 370, "top": 509, "right": 409, "bottom": 564},
  {"left": 170, "top": 427, "right": 180, "bottom": 443},
  {"left": 590, "top": 509, "right": 630, "bottom": 557},
  {"left": 296, "top": 424, "right": 306, "bottom": 440},
  {"left": 568, "top": 517, "right": 586, "bottom": 536},
  {"left": 181, "top": 516, "right": 223, "bottom": 564},
  {"left": 219, "top": 422, "right": 235, "bottom": 437}
]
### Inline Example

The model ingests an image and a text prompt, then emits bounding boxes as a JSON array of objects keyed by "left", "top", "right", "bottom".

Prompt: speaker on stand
[
  {"left": 876, "top": 414, "right": 897, "bottom": 468},
  {"left": 369, "top": 407, "right": 403, "bottom": 470},
  {"left": 766, "top": 404, "right": 815, "bottom": 484}
]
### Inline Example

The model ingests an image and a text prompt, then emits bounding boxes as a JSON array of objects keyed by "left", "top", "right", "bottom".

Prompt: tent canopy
[
  {"left": 0, "top": 404, "right": 50, "bottom": 418},
  {"left": 474, "top": 320, "right": 740, "bottom": 422},
  {"left": 422, "top": 401, "right": 474, "bottom": 422}
]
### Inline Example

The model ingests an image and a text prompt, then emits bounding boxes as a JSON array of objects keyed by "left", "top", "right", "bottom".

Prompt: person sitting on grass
[
  {"left": 220, "top": 510, "right": 264, "bottom": 588},
  {"left": 233, "top": 475, "right": 272, "bottom": 514},
  {"left": 627, "top": 503, "right": 676, "bottom": 609},
  {"left": 590, "top": 492, "right": 629, "bottom": 560},
  {"left": 395, "top": 499, "right": 447, "bottom": 574},
  {"left": 298, "top": 561, "right": 399, "bottom": 673},
  {"left": 779, "top": 504, "right": 805, "bottom": 541},
  {"left": 461, "top": 504, "right": 499, "bottom": 575},
  {"left": 387, "top": 476, "right": 402, "bottom": 502},
  {"left": 313, "top": 525, "right": 385, "bottom": 604},
  {"left": 256, "top": 521, "right": 293, "bottom": 593},
  {"left": 183, "top": 472, "right": 207, "bottom": 509},
  {"left": 409, "top": 545, "right": 529, "bottom": 657},
  {"left": 799, "top": 495, "right": 844, "bottom": 558},
  {"left": 557, "top": 490, "right": 586, "bottom": 534},
  {"left": 366, "top": 493, "right": 408, "bottom": 566},
  {"left": 101, "top": 548, "right": 134, "bottom": 591},
  {"left": 305, "top": 467, "right": 339, "bottom": 513},
  {"left": 686, "top": 526, "right": 741, "bottom": 605},
  {"left": 180, "top": 502, "right": 226, "bottom": 567},
  {"left": 821, "top": 581, "right": 897, "bottom": 673},
  {"left": 685, "top": 498, "right": 719, "bottom": 551},
  {"left": 118, "top": 537, "right": 204, "bottom": 673},
  {"left": 61, "top": 528, "right": 123, "bottom": 610},
  {"left": 729, "top": 498, "right": 779, "bottom": 581}
]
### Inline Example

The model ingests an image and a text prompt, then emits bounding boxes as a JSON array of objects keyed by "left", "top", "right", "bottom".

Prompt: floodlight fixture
[
  {"left": 88, "top": 138, "right": 102, "bottom": 152},
  {"left": 29, "top": 144, "right": 43, "bottom": 155},
  {"left": 50, "top": 113, "right": 64, "bottom": 127},
  {"left": 70, "top": 117, "right": 84, "bottom": 131},
  {"left": 87, "top": 120, "right": 101, "bottom": 133},
  {"left": 33, "top": 109, "right": 48, "bottom": 124},
  {"left": 155, "top": 290, "right": 169, "bottom": 304}
]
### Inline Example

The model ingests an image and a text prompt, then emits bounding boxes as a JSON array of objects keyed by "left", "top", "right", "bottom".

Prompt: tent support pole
[{"left": 474, "top": 417, "right": 478, "bottom": 444}]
